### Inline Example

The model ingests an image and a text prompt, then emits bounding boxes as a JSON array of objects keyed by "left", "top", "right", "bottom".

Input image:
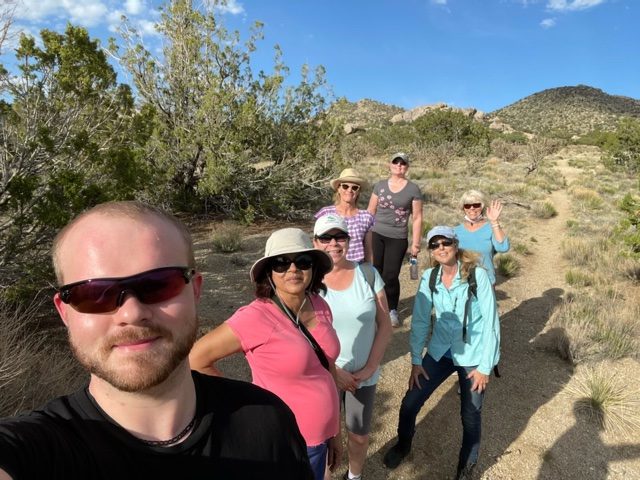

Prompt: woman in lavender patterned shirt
[{"left": 315, "top": 168, "right": 375, "bottom": 264}]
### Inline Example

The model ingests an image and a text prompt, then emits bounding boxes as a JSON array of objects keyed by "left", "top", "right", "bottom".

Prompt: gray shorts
[{"left": 341, "top": 384, "right": 377, "bottom": 436}]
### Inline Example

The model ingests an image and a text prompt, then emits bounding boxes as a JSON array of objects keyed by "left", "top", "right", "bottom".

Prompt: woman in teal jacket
[{"left": 383, "top": 226, "right": 500, "bottom": 480}]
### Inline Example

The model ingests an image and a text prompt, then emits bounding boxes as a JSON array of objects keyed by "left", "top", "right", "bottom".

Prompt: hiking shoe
[
  {"left": 390, "top": 309, "right": 401, "bottom": 327},
  {"left": 342, "top": 472, "right": 362, "bottom": 480},
  {"left": 455, "top": 463, "right": 476, "bottom": 480},
  {"left": 383, "top": 439, "right": 411, "bottom": 469}
]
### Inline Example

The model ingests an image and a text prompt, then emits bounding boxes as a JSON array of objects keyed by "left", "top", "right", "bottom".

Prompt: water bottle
[{"left": 409, "top": 255, "right": 419, "bottom": 280}]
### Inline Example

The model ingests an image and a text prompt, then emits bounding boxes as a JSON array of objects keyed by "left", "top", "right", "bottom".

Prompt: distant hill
[
  {"left": 328, "top": 98, "right": 403, "bottom": 127},
  {"left": 491, "top": 85, "right": 640, "bottom": 135}
]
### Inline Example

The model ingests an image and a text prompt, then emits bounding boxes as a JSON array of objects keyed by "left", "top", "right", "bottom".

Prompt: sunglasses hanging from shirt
[{"left": 270, "top": 294, "right": 330, "bottom": 372}]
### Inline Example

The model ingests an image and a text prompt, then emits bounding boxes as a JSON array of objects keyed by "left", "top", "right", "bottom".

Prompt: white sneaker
[{"left": 390, "top": 309, "right": 401, "bottom": 327}]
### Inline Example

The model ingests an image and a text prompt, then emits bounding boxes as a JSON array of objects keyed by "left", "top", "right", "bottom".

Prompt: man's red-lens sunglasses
[{"left": 58, "top": 266, "right": 196, "bottom": 314}]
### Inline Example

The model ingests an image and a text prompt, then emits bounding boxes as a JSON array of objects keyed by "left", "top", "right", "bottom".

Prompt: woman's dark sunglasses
[
  {"left": 270, "top": 254, "right": 314, "bottom": 273},
  {"left": 339, "top": 183, "right": 360, "bottom": 192},
  {"left": 315, "top": 233, "right": 350, "bottom": 244},
  {"left": 463, "top": 203, "right": 482, "bottom": 209},
  {"left": 391, "top": 158, "right": 408, "bottom": 166},
  {"left": 428, "top": 239, "right": 455, "bottom": 250},
  {"left": 58, "top": 266, "right": 195, "bottom": 314}
]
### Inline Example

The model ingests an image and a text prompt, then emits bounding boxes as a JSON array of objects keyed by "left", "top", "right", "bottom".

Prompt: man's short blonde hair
[{"left": 51, "top": 201, "right": 196, "bottom": 284}]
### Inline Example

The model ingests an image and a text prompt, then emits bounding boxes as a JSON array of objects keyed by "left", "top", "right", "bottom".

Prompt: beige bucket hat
[
  {"left": 249, "top": 228, "right": 333, "bottom": 282},
  {"left": 330, "top": 168, "right": 368, "bottom": 191}
]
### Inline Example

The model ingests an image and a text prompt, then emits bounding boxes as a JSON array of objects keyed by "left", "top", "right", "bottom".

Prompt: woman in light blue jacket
[{"left": 383, "top": 226, "right": 500, "bottom": 480}]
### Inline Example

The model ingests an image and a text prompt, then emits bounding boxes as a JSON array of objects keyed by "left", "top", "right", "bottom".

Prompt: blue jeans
[
  {"left": 306, "top": 441, "right": 328, "bottom": 480},
  {"left": 396, "top": 354, "right": 484, "bottom": 470}
]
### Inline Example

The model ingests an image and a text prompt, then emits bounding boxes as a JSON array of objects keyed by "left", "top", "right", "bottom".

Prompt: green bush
[
  {"left": 495, "top": 254, "right": 520, "bottom": 278},
  {"left": 413, "top": 109, "right": 493, "bottom": 157},
  {"left": 604, "top": 118, "right": 640, "bottom": 172},
  {"left": 615, "top": 193, "right": 640, "bottom": 256}
]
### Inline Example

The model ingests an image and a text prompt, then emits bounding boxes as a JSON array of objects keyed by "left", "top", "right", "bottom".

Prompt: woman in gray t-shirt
[{"left": 367, "top": 153, "right": 423, "bottom": 327}]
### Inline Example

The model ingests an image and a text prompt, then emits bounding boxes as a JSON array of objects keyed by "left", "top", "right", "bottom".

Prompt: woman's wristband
[{"left": 491, "top": 223, "right": 501, "bottom": 229}]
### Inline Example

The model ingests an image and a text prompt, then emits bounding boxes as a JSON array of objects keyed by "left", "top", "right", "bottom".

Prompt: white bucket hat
[{"left": 249, "top": 228, "right": 333, "bottom": 282}]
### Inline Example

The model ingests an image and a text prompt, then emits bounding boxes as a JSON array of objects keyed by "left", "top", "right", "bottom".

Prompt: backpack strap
[
  {"left": 428, "top": 264, "right": 440, "bottom": 303},
  {"left": 359, "top": 262, "right": 377, "bottom": 297},
  {"left": 462, "top": 266, "right": 477, "bottom": 344}
]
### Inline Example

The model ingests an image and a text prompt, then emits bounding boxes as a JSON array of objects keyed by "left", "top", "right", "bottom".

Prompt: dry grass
[
  {"left": 495, "top": 253, "right": 520, "bottom": 278},
  {"left": 532, "top": 200, "right": 558, "bottom": 219},
  {"left": 551, "top": 291, "right": 640, "bottom": 365},
  {"left": 0, "top": 300, "right": 85, "bottom": 417},
  {"left": 564, "top": 269, "right": 594, "bottom": 287},
  {"left": 211, "top": 222, "right": 244, "bottom": 253},
  {"left": 566, "top": 364, "right": 640, "bottom": 436}
]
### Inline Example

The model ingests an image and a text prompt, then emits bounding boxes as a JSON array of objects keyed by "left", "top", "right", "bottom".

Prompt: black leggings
[{"left": 372, "top": 232, "right": 408, "bottom": 311}]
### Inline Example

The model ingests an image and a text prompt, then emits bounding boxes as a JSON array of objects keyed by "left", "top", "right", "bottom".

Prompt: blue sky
[{"left": 5, "top": 0, "right": 639, "bottom": 112}]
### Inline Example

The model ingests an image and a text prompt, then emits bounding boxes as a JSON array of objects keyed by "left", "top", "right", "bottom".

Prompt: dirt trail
[{"left": 350, "top": 154, "right": 640, "bottom": 480}]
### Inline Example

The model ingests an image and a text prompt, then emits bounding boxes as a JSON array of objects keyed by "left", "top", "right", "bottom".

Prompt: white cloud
[
  {"left": 547, "top": 0, "right": 606, "bottom": 12},
  {"left": 15, "top": 0, "right": 108, "bottom": 27},
  {"left": 431, "top": 0, "right": 448, "bottom": 4},
  {"left": 214, "top": 0, "right": 245, "bottom": 15},
  {"left": 540, "top": 17, "right": 557, "bottom": 28},
  {"left": 107, "top": 9, "right": 126, "bottom": 33},
  {"left": 137, "top": 19, "right": 159, "bottom": 37},
  {"left": 124, "top": 0, "right": 145, "bottom": 16},
  {"left": 63, "top": 0, "right": 108, "bottom": 27}
]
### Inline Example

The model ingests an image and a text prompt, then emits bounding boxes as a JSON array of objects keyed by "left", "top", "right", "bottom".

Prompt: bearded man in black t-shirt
[{"left": 0, "top": 201, "right": 313, "bottom": 480}]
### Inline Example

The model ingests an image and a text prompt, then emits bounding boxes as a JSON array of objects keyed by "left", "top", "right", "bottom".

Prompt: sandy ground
[{"left": 193, "top": 154, "right": 640, "bottom": 479}]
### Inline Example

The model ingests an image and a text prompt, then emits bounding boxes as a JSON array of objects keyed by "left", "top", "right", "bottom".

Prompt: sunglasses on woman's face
[
  {"left": 428, "top": 239, "right": 455, "bottom": 250},
  {"left": 315, "top": 232, "right": 350, "bottom": 244},
  {"left": 58, "top": 266, "right": 195, "bottom": 314},
  {"left": 391, "top": 158, "right": 408, "bottom": 166},
  {"left": 270, "top": 254, "right": 314, "bottom": 273},
  {"left": 463, "top": 203, "right": 482, "bottom": 209},
  {"left": 339, "top": 183, "right": 360, "bottom": 192}
]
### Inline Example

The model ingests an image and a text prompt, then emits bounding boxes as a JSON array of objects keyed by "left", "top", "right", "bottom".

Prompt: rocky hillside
[
  {"left": 328, "top": 98, "right": 403, "bottom": 128},
  {"left": 491, "top": 85, "right": 640, "bottom": 135}
]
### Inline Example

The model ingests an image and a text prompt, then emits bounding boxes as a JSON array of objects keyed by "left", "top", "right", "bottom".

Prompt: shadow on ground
[{"left": 364, "top": 287, "right": 570, "bottom": 479}]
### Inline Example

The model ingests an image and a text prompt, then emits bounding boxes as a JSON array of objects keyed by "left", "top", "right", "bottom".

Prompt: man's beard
[{"left": 70, "top": 317, "right": 198, "bottom": 393}]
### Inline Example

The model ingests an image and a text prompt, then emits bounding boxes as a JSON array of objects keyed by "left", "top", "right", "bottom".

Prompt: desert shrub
[
  {"left": 561, "top": 237, "right": 609, "bottom": 267},
  {"left": 495, "top": 254, "right": 520, "bottom": 278},
  {"left": 532, "top": 201, "right": 557, "bottom": 219},
  {"left": 615, "top": 193, "right": 640, "bottom": 256},
  {"left": 490, "top": 138, "right": 520, "bottom": 162},
  {"left": 602, "top": 117, "right": 640, "bottom": 172},
  {"left": 211, "top": 223, "right": 244, "bottom": 253},
  {"left": 361, "top": 124, "right": 418, "bottom": 152},
  {"left": 500, "top": 131, "right": 529, "bottom": 144},
  {"left": 0, "top": 300, "right": 85, "bottom": 417},
  {"left": 551, "top": 292, "right": 639, "bottom": 364},
  {"left": 413, "top": 109, "right": 493, "bottom": 158},
  {"left": 570, "top": 187, "right": 604, "bottom": 210},
  {"left": 512, "top": 242, "right": 531, "bottom": 255},
  {"left": 566, "top": 365, "right": 640, "bottom": 434},
  {"left": 565, "top": 269, "right": 594, "bottom": 287},
  {"left": 574, "top": 129, "right": 617, "bottom": 148}
]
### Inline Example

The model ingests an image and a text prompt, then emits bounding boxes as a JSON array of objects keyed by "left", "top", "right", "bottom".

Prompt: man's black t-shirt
[{"left": 0, "top": 372, "right": 313, "bottom": 479}]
